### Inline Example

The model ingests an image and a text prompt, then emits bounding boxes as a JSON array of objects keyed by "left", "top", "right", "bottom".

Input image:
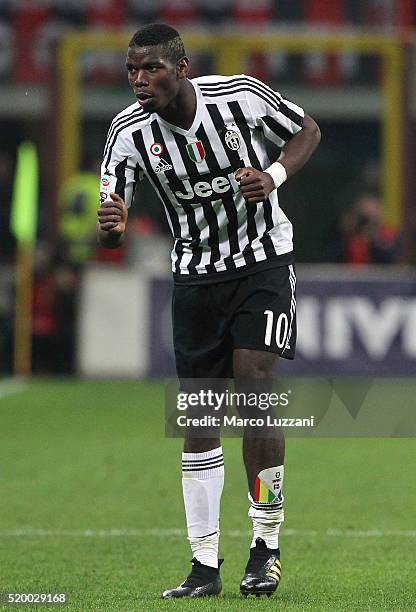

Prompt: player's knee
[
  {"left": 234, "top": 349, "right": 278, "bottom": 379},
  {"left": 234, "top": 359, "right": 275, "bottom": 379}
]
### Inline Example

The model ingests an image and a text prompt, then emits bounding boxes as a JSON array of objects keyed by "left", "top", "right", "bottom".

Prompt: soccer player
[{"left": 97, "top": 23, "right": 320, "bottom": 598}]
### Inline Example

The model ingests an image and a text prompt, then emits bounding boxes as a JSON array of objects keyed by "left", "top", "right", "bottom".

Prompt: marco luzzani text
[{"left": 175, "top": 389, "right": 315, "bottom": 429}]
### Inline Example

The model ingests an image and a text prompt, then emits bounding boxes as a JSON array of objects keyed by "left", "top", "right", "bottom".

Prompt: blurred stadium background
[{"left": 1, "top": 2, "right": 416, "bottom": 609}]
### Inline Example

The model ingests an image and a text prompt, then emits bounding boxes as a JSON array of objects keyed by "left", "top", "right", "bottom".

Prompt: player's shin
[
  {"left": 249, "top": 466, "right": 284, "bottom": 550},
  {"left": 182, "top": 446, "right": 224, "bottom": 568}
]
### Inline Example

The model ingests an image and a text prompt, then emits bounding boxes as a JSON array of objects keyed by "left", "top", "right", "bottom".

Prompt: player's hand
[
  {"left": 97, "top": 193, "right": 128, "bottom": 234},
  {"left": 235, "top": 167, "right": 275, "bottom": 204}
]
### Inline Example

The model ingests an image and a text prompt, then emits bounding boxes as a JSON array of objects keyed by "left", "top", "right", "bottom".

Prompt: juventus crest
[{"left": 224, "top": 129, "right": 241, "bottom": 151}]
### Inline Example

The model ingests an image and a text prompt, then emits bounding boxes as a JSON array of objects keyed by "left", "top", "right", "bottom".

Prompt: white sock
[
  {"left": 249, "top": 465, "right": 284, "bottom": 550},
  {"left": 182, "top": 447, "right": 224, "bottom": 568}
]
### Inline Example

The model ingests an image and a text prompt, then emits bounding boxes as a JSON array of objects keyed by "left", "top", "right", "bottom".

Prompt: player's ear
[{"left": 176, "top": 56, "right": 189, "bottom": 79}]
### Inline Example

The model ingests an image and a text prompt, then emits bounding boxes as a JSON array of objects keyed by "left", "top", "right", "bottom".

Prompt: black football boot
[
  {"left": 240, "top": 537, "right": 281, "bottom": 597},
  {"left": 162, "top": 558, "right": 223, "bottom": 599}
]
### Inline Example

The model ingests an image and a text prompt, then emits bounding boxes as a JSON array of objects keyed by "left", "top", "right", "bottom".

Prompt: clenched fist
[
  {"left": 235, "top": 166, "right": 275, "bottom": 204},
  {"left": 97, "top": 193, "right": 128, "bottom": 234}
]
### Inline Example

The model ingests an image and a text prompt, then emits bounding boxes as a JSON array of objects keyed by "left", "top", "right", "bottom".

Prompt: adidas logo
[
  {"left": 266, "top": 559, "right": 282, "bottom": 582},
  {"left": 154, "top": 158, "right": 173, "bottom": 173}
]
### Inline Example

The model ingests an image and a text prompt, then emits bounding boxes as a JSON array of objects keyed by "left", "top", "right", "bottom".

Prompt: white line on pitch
[
  {"left": 0, "top": 528, "right": 414, "bottom": 538},
  {"left": 326, "top": 528, "right": 416, "bottom": 537}
]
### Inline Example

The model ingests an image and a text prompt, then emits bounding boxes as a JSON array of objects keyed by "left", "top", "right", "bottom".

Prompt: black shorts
[{"left": 172, "top": 265, "right": 296, "bottom": 378}]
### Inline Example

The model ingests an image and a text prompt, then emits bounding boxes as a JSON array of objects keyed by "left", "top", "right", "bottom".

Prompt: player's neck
[{"left": 158, "top": 79, "right": 196, "bottom": 131}]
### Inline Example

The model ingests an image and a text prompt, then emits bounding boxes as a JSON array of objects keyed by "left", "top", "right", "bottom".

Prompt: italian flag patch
[{"left": 186, "top": 141, "right": 206, "bottom": 163}]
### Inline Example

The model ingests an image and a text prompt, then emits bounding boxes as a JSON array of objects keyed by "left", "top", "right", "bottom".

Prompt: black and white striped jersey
[{"left": 100, "top": 74, "right": 304, "bottom": 283}]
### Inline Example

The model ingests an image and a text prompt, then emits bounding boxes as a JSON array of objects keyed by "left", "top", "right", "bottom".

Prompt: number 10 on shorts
[{"left": 264, "top": 310, "right": 289, "bottom": 349}]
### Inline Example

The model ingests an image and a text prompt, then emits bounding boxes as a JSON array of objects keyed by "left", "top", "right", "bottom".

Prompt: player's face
[{"left": 126, "top": 45, "right": 187, "bottom": 114}]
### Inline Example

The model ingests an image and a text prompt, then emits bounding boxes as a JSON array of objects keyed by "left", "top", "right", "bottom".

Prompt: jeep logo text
[{"left": 174, "top": 171, "right": 239, "bottom": 200}]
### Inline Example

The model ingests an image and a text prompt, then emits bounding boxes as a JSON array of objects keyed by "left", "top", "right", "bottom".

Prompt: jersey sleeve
[
  {"left": 100, "top": 127, "right": 144, "bottom": 208},
  {"left": 243, "top": 75, "right": 305, "bottom": 148}
]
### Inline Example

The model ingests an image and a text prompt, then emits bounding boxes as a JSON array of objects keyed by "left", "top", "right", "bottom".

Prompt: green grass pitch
[{"left": 0, "top": 379, "right": 415, "bottom": 611}]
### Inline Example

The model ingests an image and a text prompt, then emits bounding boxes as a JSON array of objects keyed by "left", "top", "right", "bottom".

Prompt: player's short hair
[{"left": 129, "top": 24, "right": 186, "bottom": 63}]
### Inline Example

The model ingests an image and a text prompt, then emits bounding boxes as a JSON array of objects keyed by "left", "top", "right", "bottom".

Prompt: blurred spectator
[
  {"left": 0, "top": 19, "right": 13, "bottom": 81},
  {"left": 12, "top": 0, "right": 52, "bottom": 83},
  {"left": 233, "top": 0, "right": 273, "bottom": 23},
  {"left": 197, "top": 0, "right": 232, "bottom": 23},
  {"left": 128, "top": 0, "right": 161, "bottom": 24},
  {"left": 160, "top": 0, "right": 198, "bottom": 25},
  {"left": 0, "top": 265, "right": 13, "bottom": 374},
  {"left": 0, "top": 150, "right": 16, "bottom": 263},
  {"left": 58, "top": 157, "right": 101, "bottom": 267},
  {"left": 339, "top": 194, "right": 401, "bottom": 264},
  {"left": 55, "top": 0, "right": 85, "bottom": 25},
  {"left": 358, "top": 0, "right": 414, "bottom": 31},
  {"left": 86, "top": 0, "right": 126, "bottom": 27},
  {"left": 32, "top": 245, "right": 78, "bottom": 374}
]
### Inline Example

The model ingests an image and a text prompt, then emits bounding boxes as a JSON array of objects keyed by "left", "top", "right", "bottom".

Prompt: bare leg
[
  {"left": 184, "top": 437, "right": 221, "bottom": 452},
  {"left": 233, "top": 349, "right": 284, "bottom": 496}
]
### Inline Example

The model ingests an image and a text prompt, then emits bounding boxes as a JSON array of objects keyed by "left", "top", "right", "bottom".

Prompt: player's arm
[
  {"left": 96, "top": 192, "right": 129, "bottom": 249},
  {"left": 274, "top": 113, "right": 320, "bottom": 178},
  {"left": 236, "top": 113, "right": 321, "bottom": 204}
]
